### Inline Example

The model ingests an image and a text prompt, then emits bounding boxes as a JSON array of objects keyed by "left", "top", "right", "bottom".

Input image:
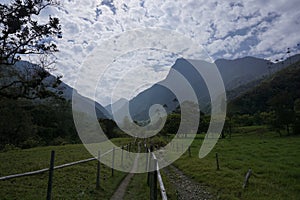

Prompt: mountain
[
  {"left": 0, "top": 61, "right": 111, "bottom": 119},
  {"left": 126, "top": 58, "right": 210, "bottom": 121},
  {"left": 216, "top": 54, "right": 300, "bottom": 95},
  {"left": 0, "top": 60, "right": 112, "bottom": 149},
  {"left": 105, "top": 98, "right": 128, "bottom": 116},
  {"left": 108, "top": 54, "right": 300, "bottom": 121},
  {"left": 228, "top": 60, "right": 300, "bottom": 114}
]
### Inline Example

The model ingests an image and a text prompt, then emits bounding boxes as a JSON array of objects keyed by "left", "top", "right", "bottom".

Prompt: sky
[{"left": 5, "top": 0, "right": 300, "bottom": 105}]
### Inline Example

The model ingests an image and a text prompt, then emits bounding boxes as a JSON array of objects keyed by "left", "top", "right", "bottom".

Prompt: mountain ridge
[
  {"left": 0, "top": 61, "right": 111, "bottom": 119},
  {"left": 107, "top": 54, "right": 300, "bottom": 121},
  {"left": 228, "top": 60, "right": 300, "bottom": 114}
]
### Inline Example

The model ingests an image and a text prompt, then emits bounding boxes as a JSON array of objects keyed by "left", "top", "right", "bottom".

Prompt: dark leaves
[{"left": 0, "top": 0, "right": 61, "bottom": 64}]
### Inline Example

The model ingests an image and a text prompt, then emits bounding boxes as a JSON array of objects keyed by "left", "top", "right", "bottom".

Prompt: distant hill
[
  {"left": 0, "top": 61, "right": 111, "bottom": 119},
  {"left": 215, "top": 55, "right": 300, "bottom": 90},
  {"left": 105, "top": 98, "right": 128, "bottom": 116},
  {"left": 228, "top": 60, "right": 300, "bottom": 114},
  {"left": 110, "top": 54, "right": 300, "bottom": 121},
  {"left": 0, "top": 61, "right": 110, "bottom": 150}
]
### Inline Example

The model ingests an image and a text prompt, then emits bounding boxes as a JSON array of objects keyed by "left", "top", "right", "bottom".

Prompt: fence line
[
  {"left": 146, "top": 146, "right": 168, "bottom": 200},
  {"left": 0, "top": 146, "right": 122, "bottom": 181},
  {"left": 0, "top": 142, "right": 168, "bottom": 200},
  {"left": 152, "top": 153, "right": 167, "bottom": 200}
]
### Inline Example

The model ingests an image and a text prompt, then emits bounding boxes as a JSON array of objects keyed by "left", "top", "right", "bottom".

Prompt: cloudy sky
[{"left": 7, "top": 0, "right": 300, "bottom": 105}]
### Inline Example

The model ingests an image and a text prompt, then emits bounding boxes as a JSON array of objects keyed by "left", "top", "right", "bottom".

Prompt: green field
[
  {"left": 1, "top": 128, "right": 299, "bottom": 199},
  {"left": 0, "top": 138, "right": 132, "bottom": 199},
  {"left": 121, "top": 126, "right": 300, "bottom": 200},
  {"left": 174, "top": 126, "right": 300, "bottom": 200}
]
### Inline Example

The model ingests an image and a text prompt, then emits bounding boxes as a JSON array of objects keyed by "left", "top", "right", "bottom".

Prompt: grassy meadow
[
  {"left": 174, "top": 126, "right": 300, "bottom": 200},
  {"left": 0, "top": 138, "right": 132, "bottom": 199},
  {"left": 1, "top": 127, "right": 299, "bottom": 199}
]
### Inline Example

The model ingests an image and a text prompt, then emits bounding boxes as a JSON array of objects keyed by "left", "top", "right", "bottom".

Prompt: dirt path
[
  {"left": 110, "top": 154, "right": 140, "bottom": 200},
  {"left": 163, "top": 165, "right": 213, "bottom": 200}
]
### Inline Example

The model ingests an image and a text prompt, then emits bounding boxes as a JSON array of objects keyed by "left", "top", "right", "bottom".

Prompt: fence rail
[
  {"left": 0, "top": 147, "right": 117, "bottom": 181},
  {"left": 152, "top": 153, "right": 167, "bottom": 200},
  {"left": 0, "top": 143, "right": 130, "bottom": 200},
  {"left": 0, "top": 142, "right": 167, "bottom": 200},
  {"left": 146, "top": 145, "right": 168, "bottom": 200}
]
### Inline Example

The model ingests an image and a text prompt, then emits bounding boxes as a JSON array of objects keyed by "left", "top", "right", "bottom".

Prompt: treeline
[
  {"left": 0, "top": 97, "right": 80, "bottom": 150},
  {"left": 227, "top": 61, "right": 300, "bottom": 136}
]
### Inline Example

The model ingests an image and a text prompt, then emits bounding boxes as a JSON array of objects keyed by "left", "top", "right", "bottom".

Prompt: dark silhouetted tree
[
  {"left": 0, "top": 0, "right": 62, "bottom": 99},
  {"left": 268, "top": 92, "right": 295, "bottom": 135},
  {"left": 293, "top": 99, "right": 300, "bottom": 134},
  {"left": 0, "top": 0, "right": 61, "bottom": 65}
]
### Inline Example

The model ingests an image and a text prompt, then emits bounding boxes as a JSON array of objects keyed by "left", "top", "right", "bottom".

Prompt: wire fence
[
  {"left": 0, "top": 144, "right": 128, "bottom": 200},
  {"left": 1, "top": 141, "right": 168, "bottom": 200},
  {"left": 145, "top": 144, "right": 168, "bottom": 200}
]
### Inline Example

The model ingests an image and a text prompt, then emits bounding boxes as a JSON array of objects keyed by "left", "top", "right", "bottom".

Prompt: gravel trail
[{"left": 163, "top": 165, "right": 213, "bottom": 200}]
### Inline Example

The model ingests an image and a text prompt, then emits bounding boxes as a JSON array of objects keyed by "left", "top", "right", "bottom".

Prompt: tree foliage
[
  {"left": 0, "top": 0, "right": 61, "bottom": 65},
  {"left": 227, "top": 61, "right": 300, "bottom": 135},
  {"left": 0, "top": 0, "right": 62, "bottom": 99},
  {"left": 0, "top": 97, "right": 79, "bottom": 150}
]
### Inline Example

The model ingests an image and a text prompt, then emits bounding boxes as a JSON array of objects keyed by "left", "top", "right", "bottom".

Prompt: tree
[
  {"left": 0, "top": 97, "right": 35, "bottom": 149},
  {"left": 0, "top": 0, "right": 61, "bottom": 65},
  {"left": 260, "top": 111, "right": 283, "bottom": 136},
  {"left": 162, "top": 113, "right": 181, "bottom": 135},
  {"left": 268, "top": 92, "right": 295, "bottom": 135},
  {"left": 293, "top": 99, "right": 300, "bottom": 134},
  {"left": 0, "top": 0, "right": 62, "bottom": 99},
  {"left": 198, "top": 112, "right": 209, "bottom": 134},
  {"left": 99, "top": 119, "right": 119, "bottom": 138},
  {"left": 221, "top": 116, "right": 234, "bottom": 138}
]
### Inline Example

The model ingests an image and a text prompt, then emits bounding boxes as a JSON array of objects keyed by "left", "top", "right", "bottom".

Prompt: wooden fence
[
  {"left": 0, "top": 141, "right": 169, "bottom": 200},
  {"left": 145, "top": 144, "right": 168, "bottom": 200},
  {"left": 0, "top": 144, "right": 129, "bottom": 200}
]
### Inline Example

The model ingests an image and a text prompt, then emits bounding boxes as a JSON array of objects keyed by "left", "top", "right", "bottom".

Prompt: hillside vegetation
[
  {"left": 0, "top": 97, "right": 79, "bottom": 150},
  {"left": 229, "top": 61, "right": 300, "bottom": 114},
  {"left": 227, "top": 61, "right": 300, "bottom": 136},
  {"left": 174, "top": 126, "right": 300, "bottom": 200}
]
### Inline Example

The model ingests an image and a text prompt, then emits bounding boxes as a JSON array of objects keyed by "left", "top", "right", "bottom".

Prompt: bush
[
  {"left": 52, "top": 137, "right": 68, "bottom": 146},
  {"left": 1, "top": 144, "right": 20, "bottom": 152},
  {"left": 21, "top": 138, "right": 40, "bottom": 149}
]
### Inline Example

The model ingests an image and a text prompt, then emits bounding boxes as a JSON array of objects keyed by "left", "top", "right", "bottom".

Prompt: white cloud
[{"left": 6, "top": 0, "right": 298, "bottom": 104}]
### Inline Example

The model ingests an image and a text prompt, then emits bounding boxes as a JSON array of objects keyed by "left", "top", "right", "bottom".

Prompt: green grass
[
  {"left": 124, "top": 171, "right": 177, "bottom": 200},
  {"left": 160, "top": 170, "right": 178, "bottom": 200},
  {"left": 173, "top": 127, "right": 300, "bottom": 200},
  {"left": 0, "top": 138, "right": 133, "bottom": 199},
  {"left": 1, "top": 130, "right": 300, "bottom": 199},
  {"left": 124, "top": 173, "right": 150, "bottom": 200}
]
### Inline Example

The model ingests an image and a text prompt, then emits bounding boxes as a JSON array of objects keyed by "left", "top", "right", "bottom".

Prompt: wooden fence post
[
  {"left": 147, "top": 153, "right": 151, "bottom": 186},
  {"left": 126, "top": 144, "right": 129, "bottom": 158},
  {"left": 111, "top": 147, "right": 115, "bottom": 177},
  {"left": 216, "top": 153, "right": 220, "bottom": 170},
  {"left": 243, "top": 168, "right": 252, "bottom": 189},
  {"left": 96, "top": 150, "right": 101, "bottom": 189},
  {"left": 148, "top": 145, "right": 154, "bottom": 187},
  {"left": 150, "top": 158, "right": 158, "bottom": 200},
  {"left": 145, "top": 147, "right": 149, "bottom": 171},
  {"left": 154, "top": 158, "right": 158, "bottom": 200},
  {"left": 46, "top": 150, "right": 55, "bottom": 200},
  {"left": 121, "top": 146, "right": 124, "bottom": 167}
]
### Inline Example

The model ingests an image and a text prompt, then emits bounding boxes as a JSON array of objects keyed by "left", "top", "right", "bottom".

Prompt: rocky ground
[{"left": 163, "top": 165, "right": 213, "bottom": 200}]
